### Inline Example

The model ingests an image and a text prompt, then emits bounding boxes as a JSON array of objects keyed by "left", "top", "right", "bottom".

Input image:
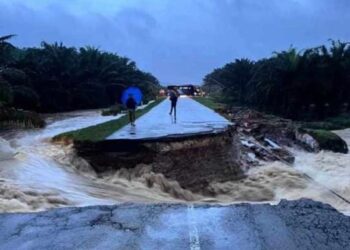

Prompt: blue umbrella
[{"left": 121, "top": 86, "right": 143, "bottom": 106}]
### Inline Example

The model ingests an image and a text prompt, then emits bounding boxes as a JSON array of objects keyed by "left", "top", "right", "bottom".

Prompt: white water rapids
[{"left": 0, "top": 110, "right": 349, "bottom": 214}]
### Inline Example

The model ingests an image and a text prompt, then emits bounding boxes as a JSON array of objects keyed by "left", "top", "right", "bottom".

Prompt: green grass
[
  {"left": 327, "top": 115, "right": 350, "bottom": 128},
  {"left": 193, "top": 96, "right": 226, "bottom": 110},
  {"left": 193, "top": 96, "right": 230, "bottom": 121},
  {"left": 0, "top": 107, "right": 45, "bottom": 128},
  {"left": 53, "top": 99, "right": 164, "bottom": 142},
  {"left": 307, "top": 129, "right": 348, "bottom": 153},
  {"left": 302, "top": 114, "right": 350, "bottom": 130}
]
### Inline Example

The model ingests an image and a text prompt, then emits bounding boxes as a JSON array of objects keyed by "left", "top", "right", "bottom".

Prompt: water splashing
[{"left": 0, "top": 110, "right": 349, "bottom": 214}]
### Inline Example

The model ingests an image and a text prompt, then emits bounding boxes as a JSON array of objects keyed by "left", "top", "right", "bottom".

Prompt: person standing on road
[
  {"left": 126, "top": 94, "right": 137, "bottom": 126},
  {"left": 169, "top": 89, "right": 179, "bottom": 119}
]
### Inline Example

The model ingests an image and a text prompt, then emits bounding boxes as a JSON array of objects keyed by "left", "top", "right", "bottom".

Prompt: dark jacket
[
  {"left": 169, "top": 91, "right": 178, "bottom": 101},
  {"left": 126, "top": 97, "right": 137, "bottom": 109}
]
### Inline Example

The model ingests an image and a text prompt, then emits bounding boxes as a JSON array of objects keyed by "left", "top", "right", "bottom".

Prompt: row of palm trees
[
  {"left": 203, "top": 41, "right": 350, "bottom": 120},
  {"left": 0, "top": 35, "right": 160, "bottom": 112}
]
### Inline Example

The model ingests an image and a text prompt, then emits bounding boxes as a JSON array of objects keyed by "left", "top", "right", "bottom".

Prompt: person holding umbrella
[{"left": 121, "top": 86, "right": 143, "bottom": 127}]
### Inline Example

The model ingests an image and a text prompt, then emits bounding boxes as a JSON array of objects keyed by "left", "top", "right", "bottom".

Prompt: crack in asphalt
[{"left": 0, "top": 200, "right": 349, "bottom": 250}]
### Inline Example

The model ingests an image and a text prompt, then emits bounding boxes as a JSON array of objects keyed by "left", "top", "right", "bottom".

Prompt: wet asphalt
[
  {"left": 0, "top": 199, "right": 349, "bottom": 250},
  {"left": 107, "top": 97, "right": 230, "bottom": 140}
]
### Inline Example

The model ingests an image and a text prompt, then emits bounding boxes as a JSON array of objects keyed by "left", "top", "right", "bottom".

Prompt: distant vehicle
[
  {"left": 167, "top": 85, "right": 195, "bottom": 96},
  {"left": 177, "top": 89, "right": 184, "bottom": 95}
]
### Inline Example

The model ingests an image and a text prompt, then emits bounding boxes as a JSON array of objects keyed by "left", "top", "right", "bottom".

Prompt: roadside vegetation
[
  {"left": 303, "top": 129, "right": 348, "bottom": 153},
  {"left": 298, "top": 114, "right": 350, "bottom": 153},
  {"left": 203, "top": 40, "right": 350, "bottom": 121},
  {"left": 193, "top": 96, "right": 230, "bottom": 120},
  {"left": 193, "top": 96, "right": 225, "bottom": 110},
  {"left": 53, "top": 99, "right": 164, "bottom": 142},
  {"left": 0, "top": 106, "right": 45, "bottom": 128},
  {"left": 0, "top": 34, "right": 160, "bottom": 113},
  {"left": 301, "top": 114, "right": 350, "bottom": 130}
]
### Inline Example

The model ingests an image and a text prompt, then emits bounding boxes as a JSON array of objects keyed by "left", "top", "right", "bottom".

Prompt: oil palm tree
[{"left": 0, "top": 34, "right": 16, "bottom": 66}]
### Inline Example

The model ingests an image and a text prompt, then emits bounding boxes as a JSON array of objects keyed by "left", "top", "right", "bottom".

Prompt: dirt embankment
[
  {"left": 74, "top": 128, "right": 242, "bottom": 194},
  {"left": 214, "top": 107, "right": 349, "bottom": 171}
]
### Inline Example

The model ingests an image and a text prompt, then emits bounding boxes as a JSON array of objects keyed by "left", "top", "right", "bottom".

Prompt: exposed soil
[
  {"left": 75, "top": 128, "right": 243, "bottom": 194},
  {"left": 151, "top": 130, "right": 241, "bottom": 193},
  {"left": 72, "top": 107, "right": 349, "bottom": 201},
  {"left": 218, "top": 107, "right": 298, "bottom": 169}
]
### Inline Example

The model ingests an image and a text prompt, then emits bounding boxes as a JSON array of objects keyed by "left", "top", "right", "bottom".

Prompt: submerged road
[
  {"left": 1, "top": 199, "right": 349, "bottom": 250},
  {"left": 107, "top": 97, "right": 230, "bottom": 139}
]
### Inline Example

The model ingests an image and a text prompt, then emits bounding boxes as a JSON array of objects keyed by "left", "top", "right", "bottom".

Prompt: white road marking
[{"left": 187, "top": 204, "right": 201, "bottom": 250}]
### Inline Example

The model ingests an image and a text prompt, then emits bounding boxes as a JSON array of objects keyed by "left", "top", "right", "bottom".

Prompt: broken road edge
[{"left": 52, "top": 98, "right": 165, "bottom": 143}]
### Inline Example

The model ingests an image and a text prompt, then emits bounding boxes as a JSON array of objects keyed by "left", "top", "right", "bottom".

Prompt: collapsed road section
[{"left": 75, "top": 127, "right": 242, "bottom": 194}]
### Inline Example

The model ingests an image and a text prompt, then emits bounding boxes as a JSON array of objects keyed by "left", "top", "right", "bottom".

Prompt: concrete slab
[
  {"left": 0, "top": 199, "right": 349, "bottom": 250},
  {"left": 107, "top": 97, "right": 230, "bottom": 140}
]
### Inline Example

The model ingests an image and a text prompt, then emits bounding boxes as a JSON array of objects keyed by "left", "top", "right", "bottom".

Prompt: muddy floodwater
[{"left": 0, "top": 110, "right": 350, "bottom": 214}]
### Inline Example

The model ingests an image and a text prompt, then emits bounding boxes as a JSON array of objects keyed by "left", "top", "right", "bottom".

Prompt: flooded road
[{"left": 0, "top": 109, "right": 350, "bottom": 214}]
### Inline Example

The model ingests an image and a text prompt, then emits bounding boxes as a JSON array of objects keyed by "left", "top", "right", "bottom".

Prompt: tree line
[
  {"left": 0, "top": 35, "right": 160, "bottom": 112},
  {"left": 203, "top": 41, "right": 350, "bottom": 120}
]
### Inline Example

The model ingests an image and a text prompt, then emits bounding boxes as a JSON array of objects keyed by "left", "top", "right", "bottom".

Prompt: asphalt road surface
[
  {"left": 107, "top": 97, "right": 230, "bottom": 140},
  {"left": 0, "top": 199, "right": 349, "bottom": 250}
]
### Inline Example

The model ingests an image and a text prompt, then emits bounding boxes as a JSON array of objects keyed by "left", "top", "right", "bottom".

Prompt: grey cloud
[{"left": 0, "top": 0, "right": 349, "bottom": 84}]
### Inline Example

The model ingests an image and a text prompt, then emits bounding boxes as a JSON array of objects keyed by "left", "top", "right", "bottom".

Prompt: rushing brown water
[{"left": 1, "top": 110, "right": 350, "bottom": 214}]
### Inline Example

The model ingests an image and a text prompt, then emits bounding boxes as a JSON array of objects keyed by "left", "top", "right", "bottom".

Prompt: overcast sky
[{"left": 0, "top": 0, "right": 349, "bottom": 84}]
